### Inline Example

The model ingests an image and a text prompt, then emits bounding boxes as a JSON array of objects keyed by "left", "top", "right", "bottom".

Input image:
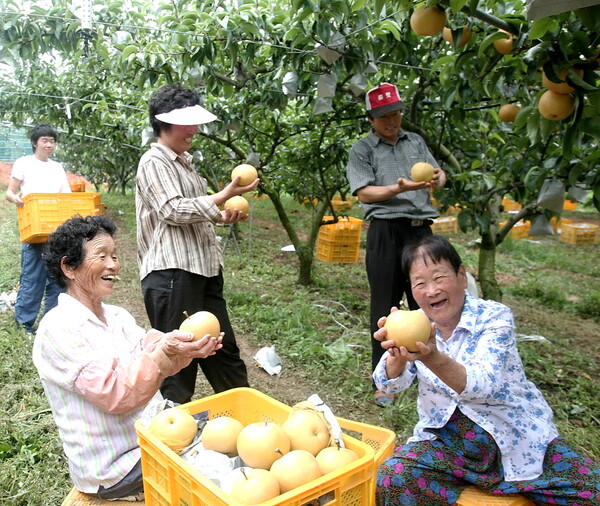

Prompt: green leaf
[
  {"left": 121, "top": 45, "right": 137, "bottom": 60},
  {"left": 351, "top": 0, "right": 367, "bottom": 11},
  {"left": 529, "top": 18, "right": 557, "bottom": 39},
  {"left": 449, "top": 0, "right": 469, "bottom": 13},
  {"left": 380, "top": 20, "right": 401, "bottom": 41}
]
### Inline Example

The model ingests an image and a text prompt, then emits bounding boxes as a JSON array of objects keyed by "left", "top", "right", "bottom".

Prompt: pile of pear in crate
[{"left": 148, "top": 400, "right": 360, "bottom": 505}]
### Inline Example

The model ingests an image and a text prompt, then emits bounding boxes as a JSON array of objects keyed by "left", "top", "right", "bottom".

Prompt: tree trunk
[
  {"left": 478, "top": 227, "right": 503, "bottom": 301},
  {"left": 266, "top": 191, "right": 328, "bottom": 286},
  {"left": 296, "top": 244, "right": 314, "bottom": 286}
]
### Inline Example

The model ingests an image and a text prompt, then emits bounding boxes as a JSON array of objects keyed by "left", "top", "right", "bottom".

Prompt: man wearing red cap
[{"left": 346, "top": 83, "right": 447, "bottom": 406}]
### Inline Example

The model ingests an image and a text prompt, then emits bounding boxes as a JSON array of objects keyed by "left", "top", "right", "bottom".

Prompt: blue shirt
[{"left": 373, "top": 293, "right": 559, "bottom": 481}]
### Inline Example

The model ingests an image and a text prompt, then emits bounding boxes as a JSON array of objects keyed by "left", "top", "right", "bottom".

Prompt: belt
[{"left": 372, "top": 218, "right": 432, "bottom": 227}]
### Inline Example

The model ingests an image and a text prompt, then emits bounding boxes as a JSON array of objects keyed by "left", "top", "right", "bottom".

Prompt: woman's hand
[
  {"left": 220, "top": 208, "right": 249, "bottom": 224},
  {"left": 159, "top": 330, "right": 223, "bottom": 359},
  {"left": 374, "top": 308, "right": 409, "bottom": 379}
]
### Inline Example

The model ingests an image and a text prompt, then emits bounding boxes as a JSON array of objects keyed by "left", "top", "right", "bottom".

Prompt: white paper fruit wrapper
[{"left": 253, "top": 345, "right": 282, "bottom": 375}]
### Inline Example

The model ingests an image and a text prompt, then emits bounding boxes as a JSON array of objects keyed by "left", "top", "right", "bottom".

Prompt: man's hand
[
  {"left": 397, "top": 177, "right": 429, "bottom": 193},
  {"left": 432, "top": 168, "right": 446, "bottom": 189}
]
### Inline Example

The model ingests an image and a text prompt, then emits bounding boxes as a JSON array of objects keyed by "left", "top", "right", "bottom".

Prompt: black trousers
[
  {"left": 142, "top": 269, "right": 249, "bottom": 404},
  {"left": 366, "top": 219, "right": 433, "bottom": 373}
]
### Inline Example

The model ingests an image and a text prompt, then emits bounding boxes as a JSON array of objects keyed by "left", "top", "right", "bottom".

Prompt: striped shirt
[
  {"left": 32, "top": 294, "right": 166, "bottom": 493},
  {"left": 373, "top": 293, "right": 559, "bottom": 481},
  {"left": 346, "top": 130, "right": 440, "bottom": 221},
  {"left": 136, "top": 143, "right": 223, "bottom": 281}
]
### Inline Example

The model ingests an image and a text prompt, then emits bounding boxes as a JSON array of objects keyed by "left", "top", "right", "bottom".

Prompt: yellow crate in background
[
  {"left": 501, "top": 198, "right": 522, "bottom": 212},
  {"left": 68, "top": 180, "right": 86, "bottom": 192},
  {"left": 318, "top": 216, "right": 362, "bottom": 242},
  {"left": 17, "top": 193, "right": 97, "bottom": 243},
  {"left": 317, "top": 216, "right": 363, "bottom": 263},
  {"left": 499, "top": 220, "right": 530, "bottom": 239},
  {"left": 330, "top": 195, "right": 357, "bottom": 211},
  {"left": 317, "top": 239, "right": 360, "bottom": 263},
  {"left": 330, "top": 199, "right": 354, "bottom": 211},
  {"left": 135, "top": 388, "right": 396, "bottom": 506},
  {"left": 431, "top": 216, "right": 458, "bottom": 234},
  {"left": 91, "top": 192, "right": 106, "bottom": 215},
  {"left": 549, "top": 217, "right": 573, "bottom": 232},
  {"left": 559, "top": 223, "right": 598, "bottom": 244}
]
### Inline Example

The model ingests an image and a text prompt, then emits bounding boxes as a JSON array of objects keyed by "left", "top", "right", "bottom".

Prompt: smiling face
[
  {"left": 63, "top": 232, "right": 120, "bottom": 308},
  {"left": 409, "top": 252, "right": 467, "bottom": 335},
  {"left": 368, "top": 110, "right": 402, "bottom": 144},
  {"left": 33, "top": 136, "right": 56, "bottom": 161},
  {"left": 158, "top": 123, "right": 198, "bottom": 155}
]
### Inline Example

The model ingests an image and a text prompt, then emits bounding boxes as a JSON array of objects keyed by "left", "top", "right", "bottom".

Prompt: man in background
[
  {"left": 346, "top": 83, "right": 447, "bottom": 406},
  {"left": 5, "top": 124, "right": 70, "bottom": 333}
]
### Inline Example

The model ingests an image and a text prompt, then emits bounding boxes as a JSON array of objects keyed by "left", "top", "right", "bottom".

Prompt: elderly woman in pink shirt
[{"left": 32, "top": 214, "right": 222, "bottom": 501}]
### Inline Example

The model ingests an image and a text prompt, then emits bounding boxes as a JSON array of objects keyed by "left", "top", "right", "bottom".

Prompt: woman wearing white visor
[{"left": 136, "top": 83, "right": 259, "bottom": 404}]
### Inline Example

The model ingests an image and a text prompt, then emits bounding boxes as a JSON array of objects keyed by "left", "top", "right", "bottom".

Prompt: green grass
[{"left": 0, "top": 189, "right": 598, "bottom": 505}]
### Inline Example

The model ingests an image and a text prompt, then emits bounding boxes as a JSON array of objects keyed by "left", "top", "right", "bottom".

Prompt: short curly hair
[
  {"left": 149, "top": 83, "right": 200, "bottom": 136},
  {"left": 43, "top": 215, "right": 117, "bottom": 288}
]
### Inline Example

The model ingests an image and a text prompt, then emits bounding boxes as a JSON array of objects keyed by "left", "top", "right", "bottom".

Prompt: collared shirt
[
  {"left": 136, "top": 143, "right": 223, "bottom": 281},
  {"left": 32, "top": 294, "right": 168, "bottom": 493},
  {"left": 346, "top": 130, "right": 439, "bottom": 221},
  {"left": 373, "top": 293, "right": 559, "bottom": 481},
  {"left": 11, "top": 154, "right": 71, "bottom": 196}
]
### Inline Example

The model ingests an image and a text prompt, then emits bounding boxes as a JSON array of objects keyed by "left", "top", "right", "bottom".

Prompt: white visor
[{"left": 155, "top": 105, "right": 217, "bottom": 125}]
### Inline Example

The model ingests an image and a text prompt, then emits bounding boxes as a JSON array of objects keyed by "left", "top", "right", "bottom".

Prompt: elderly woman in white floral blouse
[{"left": 373, "top": 234, "right": 599, "bottom": 505}]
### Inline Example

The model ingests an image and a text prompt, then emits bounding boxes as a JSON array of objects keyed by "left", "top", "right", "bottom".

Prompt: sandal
[{"left": 374, "top": 390, "right": 395, "bottom": 407}]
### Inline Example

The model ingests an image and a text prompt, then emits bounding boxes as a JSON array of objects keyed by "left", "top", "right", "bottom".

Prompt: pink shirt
[{"left": 32, "top": 293, "right": 191, "bottom": 493}]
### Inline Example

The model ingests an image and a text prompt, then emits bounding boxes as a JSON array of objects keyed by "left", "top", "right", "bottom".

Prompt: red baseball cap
[{"left": 365, "top": 83, "right": 406, "bottom": 118}]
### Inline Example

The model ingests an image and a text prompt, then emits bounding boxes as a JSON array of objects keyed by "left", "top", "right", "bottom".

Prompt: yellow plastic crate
[
  {"left": 335, "top": 416, "right": 396, "bottom": 506},
  {"left": 502, "top": 198, "right": 522, "bottom": 212},
  {"left": 330, "top": 199, "right": 354, "bottom": 211},
  {"left": 68, "top": 180, "right": 86, "bottom": 192},
  {"left": 559, "top": 223, "right": 598, "bottom": 244},
  {"left": 549, "top": 217, "right": 573, "bottom": 232},
  {"left": 457, "top": 486, "right": 534, "bottom": 506},
  {"left": 316, "top": 239, "right": 360, "bottom": 263},
  {"left": 318, "top": 216, "right": 363, "bottom": 242},
  {"left": 135, "top": 388, "right": 395, "bottom": 506},
  {"left": 91, "top": 192, "right": 106, "bottom": 215},
  {"left": 499, "top": 220, "right": 530, "bottom": 239},
  {"left": 17, "top": 193, "right": 97, "bottom": 243},
  {"left": 431, "top": 216, "right": 458, "bottom": 234},
  {"left": 316, "top": 217, "right": 363, "bottom": 263}
]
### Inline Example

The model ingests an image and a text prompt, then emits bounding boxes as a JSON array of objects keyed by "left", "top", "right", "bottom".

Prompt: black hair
[
  {"left": 401, "top": 235, "right": 463, "bottom": 279},
  {"left": 30, "top": 124, "right": 57, "bottom": 152},
  {"left": 149, "top": 83, "right": 201, "bottom": 136},
  {"left": 43, "top": 215, "right": 117, "bottom": 288}
]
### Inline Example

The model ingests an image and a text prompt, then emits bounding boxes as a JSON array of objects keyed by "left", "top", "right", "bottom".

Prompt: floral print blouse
[{"left": 373, "top": 292, "right": 559, "bottom": 481}]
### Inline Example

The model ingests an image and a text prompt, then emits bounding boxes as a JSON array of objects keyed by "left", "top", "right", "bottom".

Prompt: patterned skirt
[{"left": 376, "top": 410, "right": 600, "bottom": 505}]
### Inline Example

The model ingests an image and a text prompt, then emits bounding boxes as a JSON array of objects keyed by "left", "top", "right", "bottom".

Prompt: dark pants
[
  {"left": 366, "top": 218, "right": 432, "bottom": 372},
  {"left": 142, "top": 269, "right": 249, "bottom": 404},
  {"left": 95, "top": 460, "right": 143, "bottom": 499}
]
